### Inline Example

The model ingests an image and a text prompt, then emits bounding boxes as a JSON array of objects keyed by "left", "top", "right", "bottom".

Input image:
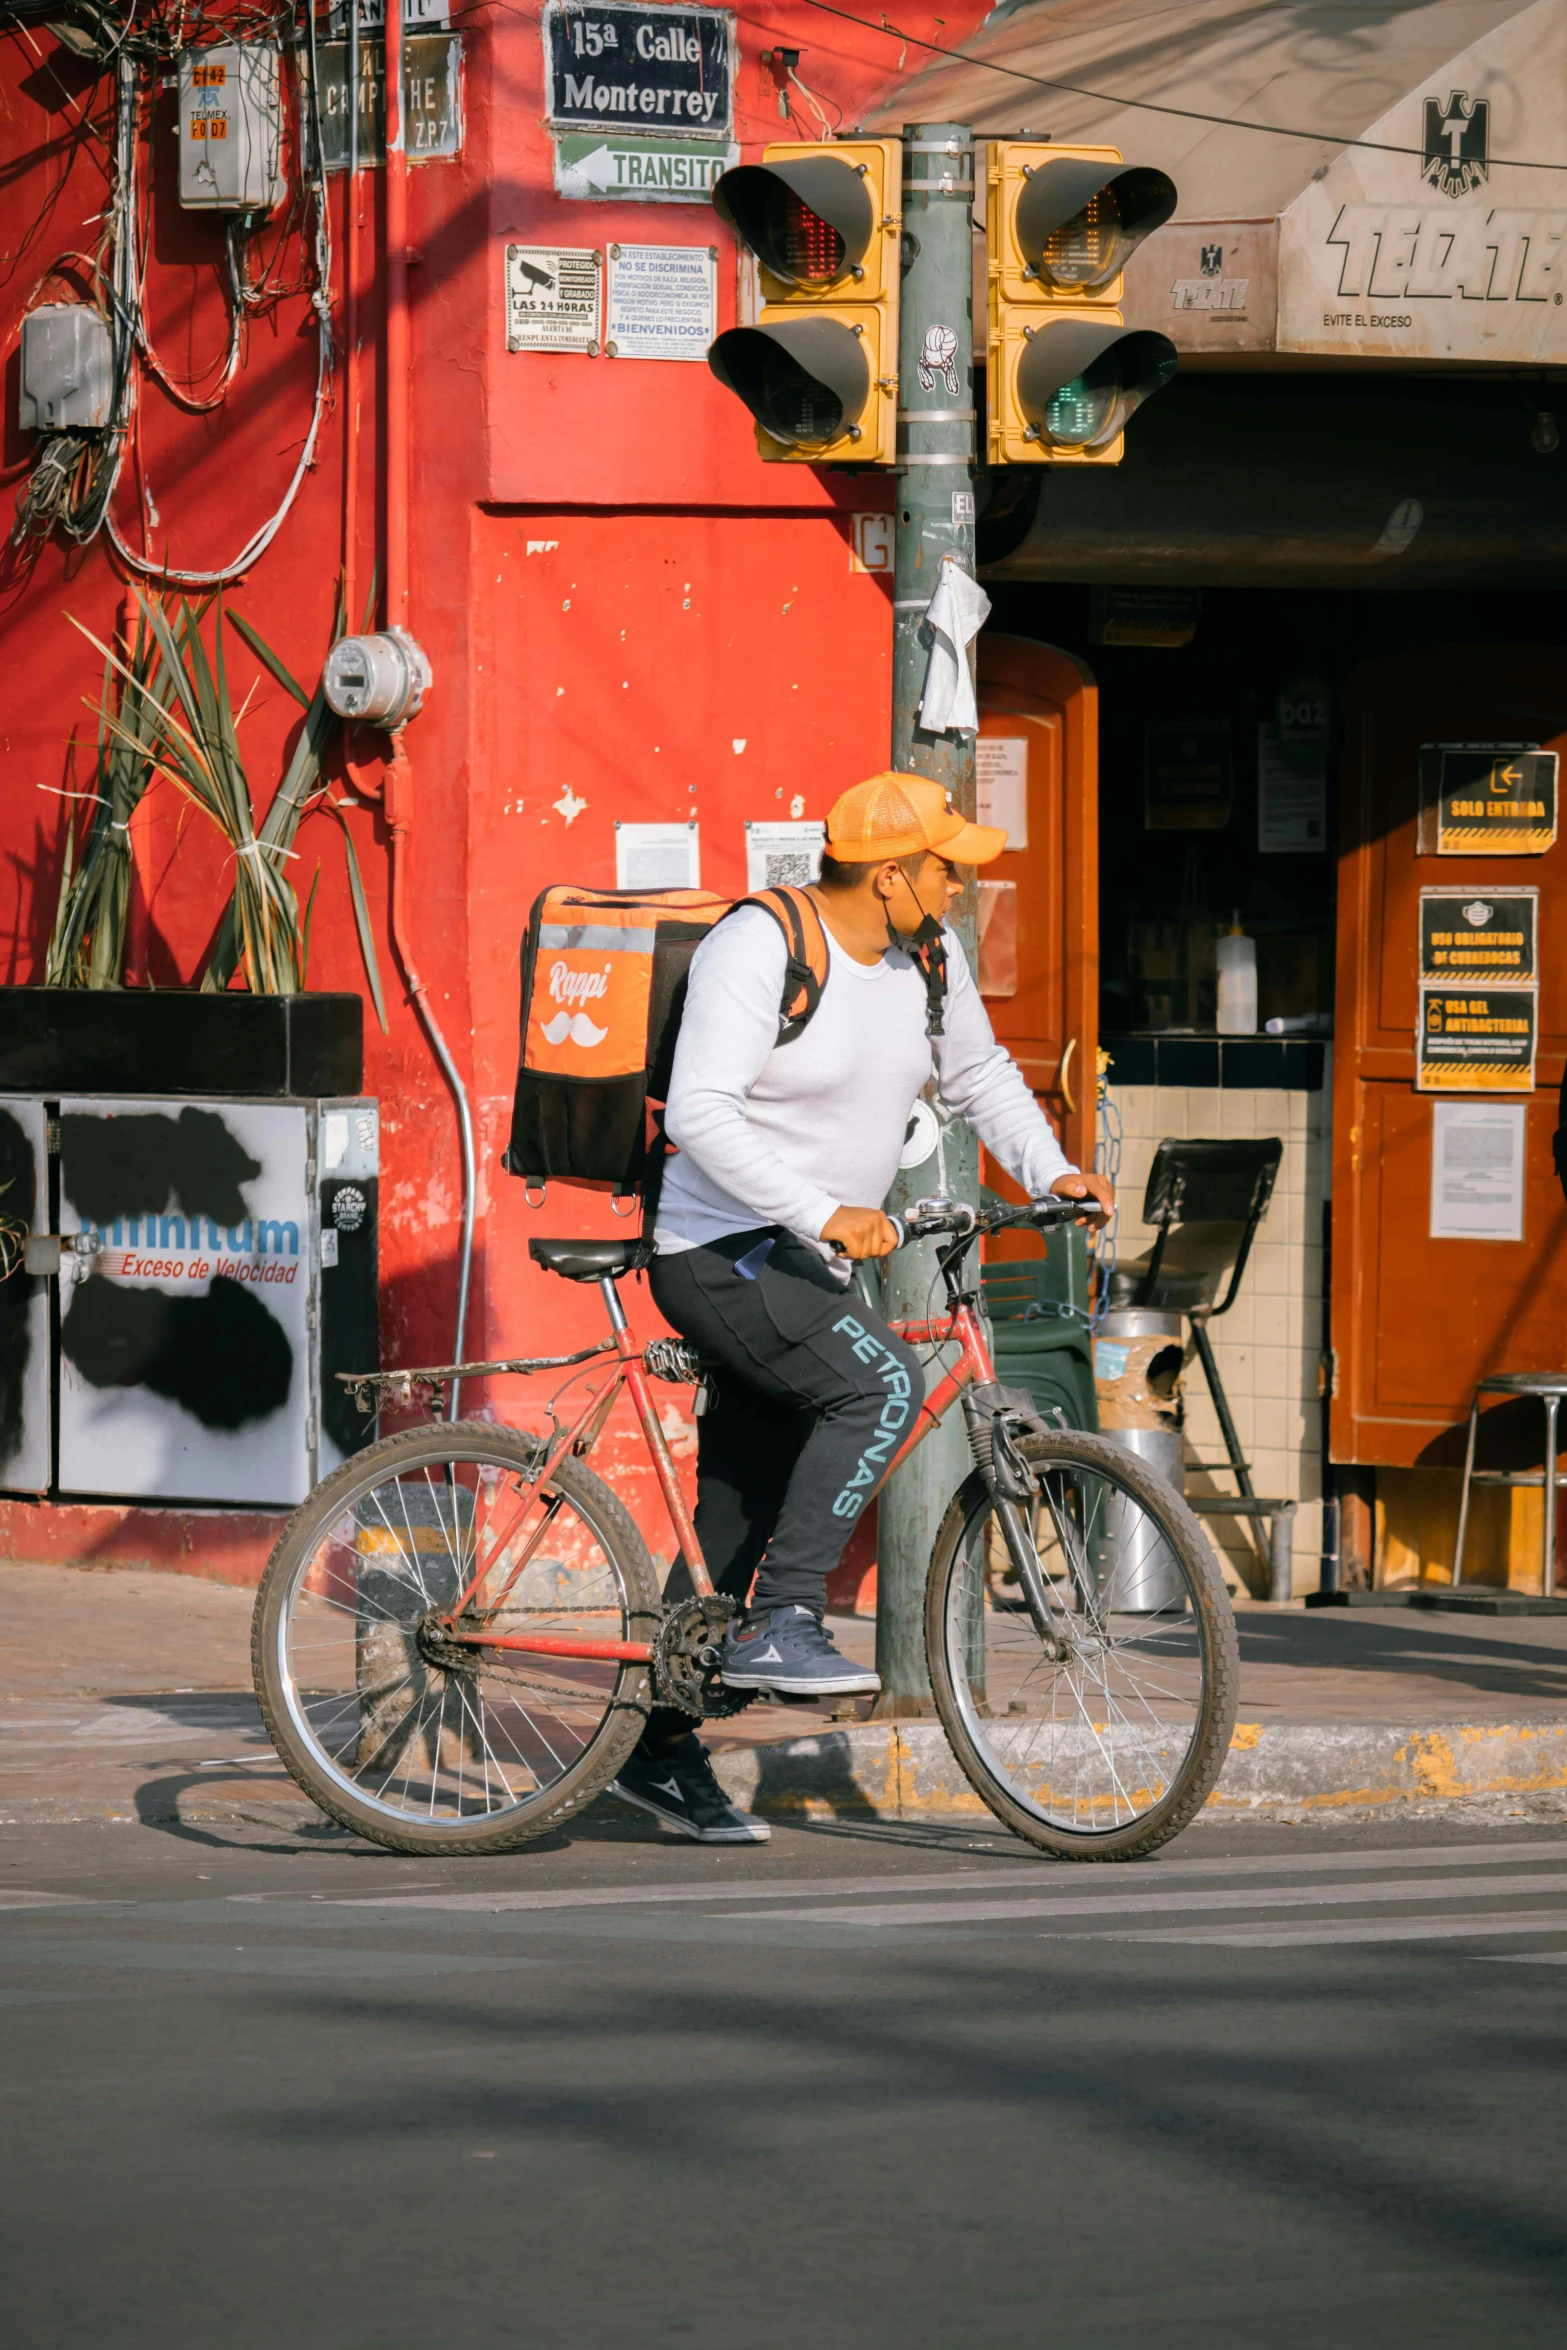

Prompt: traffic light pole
[{"left": 875, "top": 121, "right": 980, "bottom": 1715}]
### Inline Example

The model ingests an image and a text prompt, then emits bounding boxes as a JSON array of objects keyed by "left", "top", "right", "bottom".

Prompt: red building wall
[{"left": 0, "top": 2, "right": 985, "bottom": 1567}]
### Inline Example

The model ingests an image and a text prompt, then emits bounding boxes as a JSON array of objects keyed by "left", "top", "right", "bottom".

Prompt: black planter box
[{"left": 0, "top": 989, "right": 363, "bottom": 1099}]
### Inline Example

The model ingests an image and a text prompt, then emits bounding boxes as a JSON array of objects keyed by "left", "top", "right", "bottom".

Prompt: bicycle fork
[{"left": 962, "top": 1389, "right": 1078, "bottom": 1662}]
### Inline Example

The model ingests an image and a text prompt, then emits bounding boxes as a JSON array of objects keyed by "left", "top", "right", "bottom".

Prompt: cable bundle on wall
[{"left": 7, "top": 1, "right": 335, "bottom": 582}]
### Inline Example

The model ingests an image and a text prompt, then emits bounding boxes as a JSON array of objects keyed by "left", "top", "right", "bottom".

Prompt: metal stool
[{"left": 1452, "top": 1374, "right": 1567, "bottom": 1598}]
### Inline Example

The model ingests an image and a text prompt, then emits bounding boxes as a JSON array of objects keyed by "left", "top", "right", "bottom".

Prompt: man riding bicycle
[{"left": 610, "top": 771, "right": 1114, "bottom": 1844}]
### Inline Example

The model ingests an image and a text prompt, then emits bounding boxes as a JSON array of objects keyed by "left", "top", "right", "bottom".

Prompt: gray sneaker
[
  {"left": 719, "top": 1605, "right": 882, "bottom": 1698},
  {"left": 611, "top": 1736, "right": 770, "bottom": 1843}
]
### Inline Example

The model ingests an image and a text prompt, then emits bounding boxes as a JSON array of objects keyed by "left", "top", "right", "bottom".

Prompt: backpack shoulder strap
[{"left": 722, "top": 885, "right": 831, "bottom": 1046}]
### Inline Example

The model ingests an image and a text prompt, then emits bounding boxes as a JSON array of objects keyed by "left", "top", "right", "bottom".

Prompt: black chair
[{"left": 1109, "top": 1137, "right": 1296, "bottom": 1598}]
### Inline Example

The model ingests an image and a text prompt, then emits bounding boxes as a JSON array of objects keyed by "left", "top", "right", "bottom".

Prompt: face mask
[{"left": 885, "top": 905, "right": 949, "bottom": 1038}]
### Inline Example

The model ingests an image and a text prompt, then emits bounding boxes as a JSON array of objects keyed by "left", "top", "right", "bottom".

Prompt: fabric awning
[{"left": 870, "top": 0, "right": 1567, "bottom": 366}]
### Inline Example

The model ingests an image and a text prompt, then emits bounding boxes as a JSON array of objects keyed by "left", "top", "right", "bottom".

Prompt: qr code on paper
[{"left": 765, "top": 854, "right": 815, "bottom": 885}]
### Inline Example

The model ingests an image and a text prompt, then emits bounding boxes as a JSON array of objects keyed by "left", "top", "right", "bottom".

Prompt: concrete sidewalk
[{"left": 2, "top": 1558, "right": 1566, "bottom": 1826}]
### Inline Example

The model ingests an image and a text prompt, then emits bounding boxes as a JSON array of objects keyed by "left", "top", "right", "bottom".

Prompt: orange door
[
  {"left": 975, "top": 636, "right": 1099, "bottom": 1174},
  {"left": 1332, "top": 645, "right": 1567, "bottom": 1466}
]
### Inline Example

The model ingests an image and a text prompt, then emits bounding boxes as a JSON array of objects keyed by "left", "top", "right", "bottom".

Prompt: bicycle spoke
[{"left": 267, "top": 1438, "right": 648, "bottom": 1832}]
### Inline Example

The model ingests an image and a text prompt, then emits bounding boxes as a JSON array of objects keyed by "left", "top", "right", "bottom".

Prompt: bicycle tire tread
[
  {"left": 251, "top": 1420, "right": 659, "bottom": 1856},
  {"left": 924, "top": 1428, "right": 1239, "bottom": 1862}
]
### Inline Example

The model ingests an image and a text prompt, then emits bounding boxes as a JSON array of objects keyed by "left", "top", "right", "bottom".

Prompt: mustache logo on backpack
[{"left": 540, "top": 959, "right": 611, "bottom": 1049}]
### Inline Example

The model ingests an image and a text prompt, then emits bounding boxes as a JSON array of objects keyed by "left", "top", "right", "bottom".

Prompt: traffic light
[
  {"left": 709, "top": 139, "right": 901, "bottom": 464},
  {"left": 986, "top": 142, "right": 1178, "bottom": 464}
]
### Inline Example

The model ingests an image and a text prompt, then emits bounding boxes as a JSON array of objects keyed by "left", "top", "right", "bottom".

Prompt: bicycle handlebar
[{"left": 887, "top": 1193, "right": 1089, "bottom": 1249}]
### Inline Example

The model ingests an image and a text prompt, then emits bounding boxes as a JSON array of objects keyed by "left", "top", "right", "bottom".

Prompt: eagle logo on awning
[{"left": 1421, "top": 91, "right": 1489, "bottom": 200}]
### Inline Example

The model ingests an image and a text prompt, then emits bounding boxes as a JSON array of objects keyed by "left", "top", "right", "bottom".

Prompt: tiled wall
[{"left": 1104, "top": 1077, "right": 1330, "bottom": 1597}]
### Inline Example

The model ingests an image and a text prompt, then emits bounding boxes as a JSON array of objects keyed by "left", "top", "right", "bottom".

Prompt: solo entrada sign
[{"left": 543, "top": 2, "right": 733, "bottom": 139}]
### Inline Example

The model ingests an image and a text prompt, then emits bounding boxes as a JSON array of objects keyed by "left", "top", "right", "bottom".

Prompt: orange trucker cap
[{"left": 822, "top": 771, "right": 1008, "bottom": 866}]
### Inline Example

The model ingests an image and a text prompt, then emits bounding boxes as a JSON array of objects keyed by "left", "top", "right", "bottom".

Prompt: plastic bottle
[{"left": 1215, "top": 913, "right": 1257, "bottom": 1034}]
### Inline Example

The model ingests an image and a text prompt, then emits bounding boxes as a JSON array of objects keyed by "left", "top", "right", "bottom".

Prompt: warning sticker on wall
[
  {"left": 505, "top": 245, "right": 602, "bottom": 353},
  {"left": 1419, "top": 888, "right": 1537, "bottom": 989},
  {"left": 1417, "top": 986, "right": 1537, "bottom": 1093},
  {"left": 1417, "top": 744, "right": 1559, "bottom": 856}
]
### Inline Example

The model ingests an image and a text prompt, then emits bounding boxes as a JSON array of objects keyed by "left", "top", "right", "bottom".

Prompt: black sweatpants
[{"left": 636, "top": 1227, "right": 921, "bottom": 1753}]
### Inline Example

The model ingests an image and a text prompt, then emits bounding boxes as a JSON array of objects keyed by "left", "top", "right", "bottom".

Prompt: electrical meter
[
  {"left": 178, "top": 43, "right": 286, "bottom": 213},
  {"left": 323, "top": 631, "right": 434, "bottom": 728},
  {"left": 18, "top": 304, "right": 112, "bottom": 432}
]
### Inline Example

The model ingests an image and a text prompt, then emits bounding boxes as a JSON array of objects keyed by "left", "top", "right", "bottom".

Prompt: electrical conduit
[{"left": 382, "top": 0, "right": 476, "bottom": 1411}]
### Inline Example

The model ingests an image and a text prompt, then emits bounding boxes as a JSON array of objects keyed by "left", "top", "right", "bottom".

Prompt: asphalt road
[{"left": 3, "top": 1800, "right": 1566, "bottom": 2348}]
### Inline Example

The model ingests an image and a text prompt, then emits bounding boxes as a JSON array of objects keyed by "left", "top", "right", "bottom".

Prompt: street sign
[
  {"left": 604, "top": 243, "right": 715, "bottom": 361},
  {"left": 1419, "top": 888, "right": 1537, "bottom": 989},
  {"left": 1418, "top": 743, "right": 1559, "bottom": 856},
  {"left": 553, "top": 130, "right": 736, "bottom": 203},
  {"left": 544, "top": 3, "right": 734, "bottom": 138},
  {"left": 1417, "top": 986, "right": 1537, "bottom": 1092},
  {"left": 505, "top": 246, "right": 602, "bottom": 354},
  {"left": 305, "top": 35, "right": 462, "bottom": 170}
]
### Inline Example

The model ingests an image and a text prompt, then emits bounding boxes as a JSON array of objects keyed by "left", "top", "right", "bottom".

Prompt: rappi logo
[{"left": 540, "top": 958, "right": 610, "bottom": 1047}]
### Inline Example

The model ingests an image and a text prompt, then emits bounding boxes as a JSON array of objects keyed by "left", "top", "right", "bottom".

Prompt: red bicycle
[{"left": 252, "top": 1196, "right": 1237, "bottom": 1861}]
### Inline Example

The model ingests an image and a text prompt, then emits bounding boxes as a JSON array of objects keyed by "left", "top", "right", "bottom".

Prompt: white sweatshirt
[{"left": 655, "top": 906, "right": 1075, "bottom": 1254}]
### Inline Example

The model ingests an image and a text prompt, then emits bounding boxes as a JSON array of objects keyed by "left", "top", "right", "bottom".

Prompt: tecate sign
[
  {"left": 1278, "top": 9, "right": 1567, "bottom": 362},
  {"left": 544, "top": 2, "right": 733, "bottom": 140}
]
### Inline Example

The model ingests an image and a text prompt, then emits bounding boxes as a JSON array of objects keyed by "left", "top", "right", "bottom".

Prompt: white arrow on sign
[{"left": 558, "top": 144, "right": 622, "bottom": 196}]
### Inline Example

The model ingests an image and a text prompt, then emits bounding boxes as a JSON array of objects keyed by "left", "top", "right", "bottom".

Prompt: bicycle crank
[{"left": 652, "top": 1596, "right": 757, "bottom": 1720}]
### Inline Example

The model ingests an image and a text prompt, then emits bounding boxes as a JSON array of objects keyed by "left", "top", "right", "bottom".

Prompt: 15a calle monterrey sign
[
  {"left": 544, "top": 2, "right": 733, "bottom": 138},
  {"left": 1277, "top": 7, "right": 1567, "bottom": 361}
]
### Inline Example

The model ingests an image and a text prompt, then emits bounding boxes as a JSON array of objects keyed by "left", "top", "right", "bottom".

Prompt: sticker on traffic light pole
[
  {"left": 1417, "top": 743, "right": 1559, "bottom": 855},
  {"left": 1419, "top": 888, "right": 1537, "bottom": 989},
  {"left": 708, "top": 140, "right": 901, "bottom": 464},
  {"left": 1417, "top": 986, "right": 1537, "bottom": 1092}
]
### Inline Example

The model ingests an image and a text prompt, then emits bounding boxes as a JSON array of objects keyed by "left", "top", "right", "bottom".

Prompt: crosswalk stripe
[
  {"left": 1080, "top": 1911, "right": 1567, "bottom": 1949},
  {"left": 731, "top": 1867, "right": 1567, "bottom": 1927},
  {"left": 326, "top": 1838, "right": 1567, "bottom": 1917}
]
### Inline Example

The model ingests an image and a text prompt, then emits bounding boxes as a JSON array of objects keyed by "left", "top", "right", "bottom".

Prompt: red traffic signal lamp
[
  {"left": 709, "top": 139, "right": 901, "bottom": 463},
  {"left": 987, "top": 143, "right": 1178, "bottom": 463}
]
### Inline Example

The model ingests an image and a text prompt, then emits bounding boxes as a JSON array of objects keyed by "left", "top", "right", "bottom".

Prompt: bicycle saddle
[{"left": 528, "top": 1237, "right": 646, "bottom": 1282}]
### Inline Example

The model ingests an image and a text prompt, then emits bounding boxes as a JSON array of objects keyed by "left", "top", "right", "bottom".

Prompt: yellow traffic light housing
[
  {"left": 987, "top": 142, "right": 1178, "bottom": 465},
  {"left": 709, "top": 139, "right": 901, "bottom": 463}
]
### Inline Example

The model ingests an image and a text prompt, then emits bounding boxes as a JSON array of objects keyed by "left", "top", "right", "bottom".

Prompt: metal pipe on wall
[{"left": 380, "top": 0, "right": 477, "bottom": 1410}]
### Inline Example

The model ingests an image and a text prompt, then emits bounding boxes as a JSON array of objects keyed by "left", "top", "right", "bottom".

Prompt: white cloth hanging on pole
[{"left": 917, "top": 556, "right": 992, "bottom": 736}]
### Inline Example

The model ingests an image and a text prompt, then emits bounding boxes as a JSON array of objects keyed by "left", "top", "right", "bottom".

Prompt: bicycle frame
[{"left": 431, "top": 1275, "right": 1000, "bottom": 1669}]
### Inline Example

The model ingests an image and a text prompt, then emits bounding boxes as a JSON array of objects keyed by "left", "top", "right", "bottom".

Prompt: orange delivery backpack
[{"left": 503, "top": 883, "right": 831, "bottom": 1204}]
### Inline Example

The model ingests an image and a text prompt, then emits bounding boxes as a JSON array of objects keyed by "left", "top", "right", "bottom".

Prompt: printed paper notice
[
  {"left": 1430, "top": 1102, "right": 1526, "bottom": 1242},
  {"left": 977, "top": 737, "right": 1029, "bottom": 849},
  {"left": 745, "top": 821, "right": 824, "bottom": 891},
  {"left": 1257, "top": 721, "right": 1327, "bottom": 853},
  {"left": 605, "top": 243, "right": 716, "bottom": 362},
  {"left": 506, "top": 246, "right": 601, "bottom": 353},
  {"left": 615, "top": 821, "right": 700, "bottom": 889}
]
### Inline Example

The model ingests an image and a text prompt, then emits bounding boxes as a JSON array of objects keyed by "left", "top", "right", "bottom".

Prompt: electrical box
[
  {"left": 0, "top": 1092, "right": 380, "bottom": 1506},
  {"left": 18, "top": 304, "right": 112, "bottom": 433},
  {"left": 178, "top": 42, "right": 286, "bottom": 213}
]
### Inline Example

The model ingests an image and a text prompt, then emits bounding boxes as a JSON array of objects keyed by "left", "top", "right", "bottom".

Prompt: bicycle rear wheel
[
  {"left": 253, "top": 1421, "right": 659, "bottom": 1855},
  {"left": 926, "top": 1429, "right": 1237, "bottom": 1859}
]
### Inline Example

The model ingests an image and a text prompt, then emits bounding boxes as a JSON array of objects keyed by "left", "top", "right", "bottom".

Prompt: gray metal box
[
  {"left": 178, "top": 42, "right": 285, "bottom": 212},
  {"left": 18, "top": 304, "right": 112, "bottom": 433}
]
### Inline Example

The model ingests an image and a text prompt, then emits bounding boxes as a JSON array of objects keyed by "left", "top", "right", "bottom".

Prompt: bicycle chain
[{"left": 651, "top": 1595, "right": 757, "bottom": 1720}]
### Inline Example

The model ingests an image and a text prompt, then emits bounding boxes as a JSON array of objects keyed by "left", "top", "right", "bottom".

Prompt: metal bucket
[{"left": 1092, "top": 1308, "right": 1187, "bottom": 1613}]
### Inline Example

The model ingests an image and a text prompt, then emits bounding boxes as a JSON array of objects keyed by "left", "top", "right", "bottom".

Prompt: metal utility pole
[{"left": 875, "top": 121, "right": 980, "bottom": 1714}]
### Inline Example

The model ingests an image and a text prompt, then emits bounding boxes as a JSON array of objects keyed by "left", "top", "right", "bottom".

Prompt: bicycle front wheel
[
  {"left": 926, "top": 1429, "right": 1237, "bottom": 1860},
  {"left": 253, "top": 1421, "right": 660, "bottom": 1855}
]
